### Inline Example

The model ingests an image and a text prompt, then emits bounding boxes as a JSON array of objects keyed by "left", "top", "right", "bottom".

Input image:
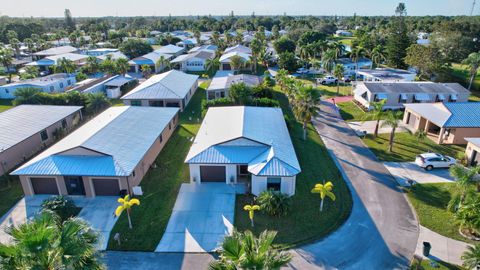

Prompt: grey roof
[
  {"left": 2, "top": 74, "right": 71, "bottom": 87},
  {"left": 154, "top": 44, "right": 185, "bottom": 55},
  {"left": 185, "top": 106, "right": 300, "bottom": 177},
  {"left": 171, "top": 50, "right": 215, "bottom": 63},
  {"left": 208, "top": 73, "right": 263, "bottom": 91},
  {"left": 465, "top": 138, "right": 480, "bottom": 147},
  {"left": 33, "top": 46, "right": 78, "bottom": 56},
  {"left": 363, "top": 82, "right": 470, "bottom": 95},
  {"left": 404, "top": 103, "right": 451, "bottom": 127},
  {"left": 0, "top": 105, "right": 83, "bottom": 151},
  {"left": 121, "top": 70, "right": 198, "bottom": 100},
  {"left": 105, "top": 76, "right": 135, "bottom": 87},
  {"left": 12, "top": 106, "right": 179, "bottom": 176},
  {"left": 336, "top": 57, "right": 371, "bottom": 65}
]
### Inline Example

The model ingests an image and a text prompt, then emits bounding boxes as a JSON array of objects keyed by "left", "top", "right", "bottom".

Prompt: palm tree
[
  {"left": 311, "top": 181, "right": 336, "bottom": 212},
  {"left": 455, "top": 195, "right": 480, "bottom": 237},
  {"left": 211, "top": 31, "right": 220, "bottom": 46},
  {"left": 194, "top": 29, "right": 201, "bottom": 45},
  {"left": 100, "top": 55, "right": 117, "bottom": 75},
  {"left": 85, "top": 93, "right": 110, "bottom": 114},
  {"left": 448, "top": 165, "right": 480, "bottom": 211},
  {"left": 250, "top": 38, "right": 263, "bottom": 73},
  {"left": 333, "top": 64, "right": 345, "bottom": 95},
  {"left": 330, "top": 41, "right": 345, "bottom": 58},
  {"left": 461, "top": 244, "right": 480, "bottom": 270},
  {"left": 85, "top": 56, "right": 100, "bottom": 74},
  {"left": 350, "top": 46, "right": 366, "bottom": 79},
  {"left": 13, "top": 87, "right": 41, "bottom": 105},
  {"left": 258, "top": 48, "right": 271, "bottom": 68},
  {"left": 243, "top": 204, "right": 260, "bottom": 227},
  {"left": 209, "top": 230, "right": 292, "bottom": 270},
  {"left": 462, "top": 52, "right": 480, "bottom": 91},
  {"left": 205, "top": 57, "right": 220, "bottom": 74},
  {"left": 115, "top": 58, "right": 129, "bottom": 76},
  {"left": 365, "top": 100, "right": 386, "bottom": 138},
  {"left": 321, "top": 49, "right": 337, "bottom": 74},
  {"left": 370, "top": 45, "right": 386, "bottom": 68},
  {"left": 55, "top": 57, "right": 76, "bottom": 74},
  {"left": 156, "top": 55, "right": 170, "bottom": 72},
  {"left": 0, "top": 211, "right": 104, "bottom": 270},
  {"left": 0, "top": 47, "right": 14, "bottom": 82},
  {"left": 141, "top": 64, "right": 152, "bottom": 78},
  {"left": 229, "top": 55, "right": 245, "bottom": 71},
  {"left": 381, "top": 110, "right": 404, "bottom": 152},
  {"left": 115, "top": 194, "right": 140, "bottom": 229},
  {"left": 292, "top": 85, "right": 320, "bottom": 140},
  {"left": 21, "top": 66, "right": 40, "bottom": 80}
]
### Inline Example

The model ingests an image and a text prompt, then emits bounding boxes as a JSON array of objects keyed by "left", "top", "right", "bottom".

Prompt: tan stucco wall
[
  {"left": 466, "top": 142, "right": 480, "bottom": 165},
  {"left": 441, "top": 128, "right": 480, "bottom": 145},
  {"left": 1, "top": 111, "right": 81, "bottom": 175}
]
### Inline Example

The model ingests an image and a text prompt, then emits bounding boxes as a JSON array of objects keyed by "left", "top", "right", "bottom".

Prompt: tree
[
  {"left": 55, "top": 58, "right": 76, "bottom": 74},
  {"left": 115, "top": 195, "right": 140, "bottom": 229},
  {"left": 243, "top": 204, "right": 260, "bottom": 227},
  {"left": 333, "top": 64, "right": 345, "bottom": 95},
  {"left": 0, "top": 211, "right": 104, "bottom": 269},
  {"left": 115, "top": 58, "right": 129, "bottom": 75},
  {"left": 292, "top": 85, "right": 320, "bottom": 140},
  {"left": 405, "top": 44, "right": 445, "bottom": 80},
  {"left": 278, "top": 51, "right": 299, "bottom": 72},
  {"left": 85, "top": 56, "right": 100, "bottom": 74},
  {"left": 365, "top": 100, "right": 386, "bottom": 138},
  {"left": 322, "top": 49, "right": 337, "bottom": 74},
  {"left": 156, "top": 55, "right": 170, "bottom": 72},
  {"left": 205, "top": 57, "right": 220, "bottom": 74},
  {"left": 350, "top": 46, "right": 366, "bottom": 79},
  {"left": 0, "top": 47, "right": 14, "bottom": 82},
  {"left": 209, "top": 230, "right": 292, "bottom": 270},
  {"left": 64, "top": 9, "right": 76, "bottom": 32},
  {"left": 119, "top": 39, "right": 153, "bottom": 59},
  {"left": 20, "top": 66, "right": 39, "bottom": 80},
  {"left": 85, "top": 93, "right": 110, "bottom": 114},
  {"left": 13, "top": 87, "right": 42, "bottom": 105},
  {"left": 194, "top": 29, "right": 201, "bottom": 44},
  {"left": 461, "top": 244, "right": 480, "bottom": 270},
  {"left": 275, "top": 69, "right": 290, "bottom": 91},
  {"left": 257, "top": 190, "right": 291, "bottom": 217},
  {"left": 455, "top": 195, "right": 480, "bottom": 237},
  {"left": 311, "top": 182, "right": 336, "bottom": 212},
  {"left": 273, "top": 36, "right": 296, "bottom": 54},
  {"left": 370, "top": 45, "right": 386, "bottom": 67},
  {"left": 229, "top": 82, "right": 252, "bottom": 104},
  {"left": 386, "top": 3, "right": 411, "bottom": 69},
  {"left": 141, "top": 64, "right": 152, "bottom": 78},
  {"left": 229, "top": 55, "right": 245, "bottom": 71},
  {"left": 381, "top": 110, "right": 403, "bottom": 152},
  {"left": 448, "top": 165, "right": 480, "bottom": 211},
  {"left": 462, "top": 52, "right": 480, "bottom": 91},
  {"left": 250, "top": 38, "right": 264, "bottom": 73}
]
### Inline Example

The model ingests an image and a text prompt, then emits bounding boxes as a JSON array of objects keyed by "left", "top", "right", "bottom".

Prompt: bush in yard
[
  {"left": 41, "top": 196, "right": 79, "bottom": 221},
  {"left": 249, "top": 97, "right": 279, "bottom": 108},
  {"left": 257, "top": 190, "right": 291, "bottom": 217}
]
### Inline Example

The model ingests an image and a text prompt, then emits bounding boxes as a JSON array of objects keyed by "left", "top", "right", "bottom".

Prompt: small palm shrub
[
  {"left": 257, "top": 190, "right": 291, "bottom": 217},
  {"left": 41, "top": 196, "right": 80, "bottom": 221}
]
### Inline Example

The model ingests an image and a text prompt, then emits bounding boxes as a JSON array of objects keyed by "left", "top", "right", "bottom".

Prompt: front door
[
  {"left": 64, "top": 176, "right": 86, "bottom": 195},
  {"left": 471, "top": 150, "right": 479, "bottom": 166}
]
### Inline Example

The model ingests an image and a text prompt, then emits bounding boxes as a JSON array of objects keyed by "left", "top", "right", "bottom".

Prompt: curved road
[
  {"left": 288, "top": 101, "right": 418, "bottom": 269},
  {"left": 103, "top": 101, "right": 419, "bottom": 269}
]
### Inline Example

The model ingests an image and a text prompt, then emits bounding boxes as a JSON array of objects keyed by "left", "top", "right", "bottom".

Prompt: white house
[
  {"left": 97, "top": 51, "right": 129, "bottom": 61},
  {"left": 85, "top": 48, "right": 119, "bottom": 57},
  {"left": 0, "top": 74, "right": 76, "bottom": 99},
  {"left": 121, "top": 70, "right": 198, "bottom": 110},
  {"left": 69, "top": 75, "right": 136, "bottom": 98},
  {"left": 154, "top": 44, "right": 186, "bottom": 57},
  {"left": 224, "top": 44, "right": 252, "bottom": 55},
  {"left": 170, "top": 50, "right": 215, "bottom": 72},
  {"left": 207, "top": 71, "right": 262, "bottom": 100},
  {"left": 335, "top": 30, "right": 353, "bottom": 37},
  {"left": 335, "top": 57, "right": 373, "bottom": 76},
  {"left": 185, "top": 106, "right": 301, "bottom": 196},
  {"left": 219, "top": 52, "right": 251, "bottom": 71},
  {"left": 128, "top": 51, "right": 173, "bottom": 74},
  {"left": 27, "top": 53, "right": 88, "bottom": 72},
  {"left": 357, "top": 68, "right": 417, "bottom": 82},
  {"left": 32, "top": 45, "right": 79, "bottom": 59}
]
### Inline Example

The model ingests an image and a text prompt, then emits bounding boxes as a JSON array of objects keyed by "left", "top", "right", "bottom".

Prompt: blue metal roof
[
  {"left": 444, "top": 103, "right": 480, "bottom": 128},
  {"left": 188, "top": 145, "right": 269, "bottom": 164}
]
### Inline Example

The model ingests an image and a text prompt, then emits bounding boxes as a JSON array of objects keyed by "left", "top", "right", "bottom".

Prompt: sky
[{"left": 1, "top": 0, "right": 478, "bottom": 17}]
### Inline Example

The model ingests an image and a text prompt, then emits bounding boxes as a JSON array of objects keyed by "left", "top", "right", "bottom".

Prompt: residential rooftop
[
  {"left": 404, "top": 102, "right": 480, "bottom": 128},
  {"left": 362, "top": 82, "right": 470, "bottom": 94},
  {"left": 33, "top": 45, "right": 78, "bottom": 56}
]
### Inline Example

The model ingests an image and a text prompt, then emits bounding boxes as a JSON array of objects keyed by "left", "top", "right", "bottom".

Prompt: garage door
[
  {"left": 92, "top": 178, "right": 120, "bottom": 196},
  {"left": 407, "top": 112, "right": 417, "bottom": 128},
  {"left": 31, "top": 178, "right": 59, "bottom": 195},
  {"left": 200, "top": 166, "right": 226, "bottom": 182}
]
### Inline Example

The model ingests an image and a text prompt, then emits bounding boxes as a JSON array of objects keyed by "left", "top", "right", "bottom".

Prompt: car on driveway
[
  {"left": 415, "top": 153, "right": 456, "bottom": 171},
  {"left": 317, "top": 75, "right": 338, "bottom": 85}
]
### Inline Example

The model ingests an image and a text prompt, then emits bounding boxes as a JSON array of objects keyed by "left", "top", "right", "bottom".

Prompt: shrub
[
  {"left": 257, "top": 190, "right": 291, "bottom": 217},
  {"left": 41, "top": 196, "right": 80, "bottom": 221},
  {"left": 248, "top": 97, "right": 279, "bottom": 108}
]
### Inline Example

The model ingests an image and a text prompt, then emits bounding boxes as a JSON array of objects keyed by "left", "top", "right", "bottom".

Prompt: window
[
  {"left": 61, "top": 119, "right": 67, "bottom": 129},
  {"left": 5, "top": 89, "right": 9, "bottom": 94},
  {"left": 130, "top": 100, "right": 142, "bottom": 106},
  {"left": 266, "top": 177, "right": 281, "bottom": 191},
  {"left": 67, "top": 80, "right": 71, "bottom": 85},
  {"left": 159, "top": 134, "right": 163, "bottom": 143},
  {"left": 149, "top": 100, "right": 164, "bottom": 107},
  {"left": 132, "top": 170, "right": 136, "bottom": 177},
  {"left": 60, "top": 82, "right": 64, "bottom": 88},
  {"left": 40, "top": 130, "right": 48, "bottom": 141},
  {"left": 50, "top": 86, "right": 54, "bottom": 92},
  {"left": 169, "top": 122, "right": 171, "bottom": 130}
]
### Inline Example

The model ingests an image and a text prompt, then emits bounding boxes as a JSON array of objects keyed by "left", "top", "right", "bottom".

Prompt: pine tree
[
  {"left": 385, "top": 3, "right": 410, "bottom": 69},
  {"left": 64, "top": 9, "right": 76, "bottom": 33}
]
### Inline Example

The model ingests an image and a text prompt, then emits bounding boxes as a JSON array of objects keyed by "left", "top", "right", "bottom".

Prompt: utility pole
[{"left": 471, "top": 0, "right": 477, "bottom": 16}]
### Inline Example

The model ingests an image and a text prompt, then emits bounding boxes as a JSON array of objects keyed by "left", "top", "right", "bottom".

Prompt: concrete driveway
[
  {"left": 156, "top": 183, "right": 242, "bottom": 253},
  {"left": 0, "top": 195, "right": 118, "bottom": 250},
  {"left": 348, "top": 120, "right": 413, "bottom": 135},
  {"left": 384, "top": 162, "right": 456, "bottom": 186}
]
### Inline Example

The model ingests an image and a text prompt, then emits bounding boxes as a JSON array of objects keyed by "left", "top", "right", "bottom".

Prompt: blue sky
[{"left": 1, "top": 0, "right": 477, "bottom": 17}]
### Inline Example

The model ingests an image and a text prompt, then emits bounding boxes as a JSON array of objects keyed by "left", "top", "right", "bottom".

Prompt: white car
[
  {"left": 415, "top": 153, "right": 456, "bottom": 171},
  {"left": 317, "top": 75, "right": 338, "bottom": 85}
]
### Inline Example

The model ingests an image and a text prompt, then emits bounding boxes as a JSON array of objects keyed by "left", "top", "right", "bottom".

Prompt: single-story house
[
  {"left": 354, "top": 82, "right": 470, "bottom": 110},
  {"left": 335, "top": 30, "right": 353, "bottom": 37},
  {"left": 27, "top": 53, "right": 88, "bottom": 72},
  {"left": 32, "top": 45, "right": 78, "bottom": 59},
  {"left": 207, "top": 71, "right": 262, "bottom": 100},
  {"left": 128, "top": 52, "right": 173, "bottom": 74},
  {"left": 219, "top": 52, "right": 251, "bottom": 71},
  {"left": 357, "top": 68, "right": 416, "bottom": 82},
  {"left": 403, "top": 102, "right": 480, "bottom": 145},
  {"left": 121, "top": 70, "right": 198, "bottom": 110},
  {"left": 176, "top": 38, "right": 198, "bottom": 48},
  {"left": 0, "top": 105, "right": 83, "bottom": 175},
  {"left": 154, "top": 44, "right": 186, "bottom": 57},
  {"left": 12, "top": 106, "right": 179, "bottom": 197},
  {"left": 0, "top": 76, "right": 6, "bottom": 86},
  {"left": 85, "top": 48, "right": 119, "bottom": 56},
  {"left": 0, "top": 74, "right": 76, "bottom": 99},
  {"left": 185, "top": 106, "right": 301, "bottom": 196},
  {"left": 97, "top": 51, "right": 129, "bottom": 61},
  {"left": 189, "top": 45, "right": 218, "bottom": 54},
  {"left": 465, "top": 138, "right": 480, "bottom": 166},
  {"left": 224, "top": 44, "right": 252, "bottom": 55},
  {"left": 69, "top": 75, "right": 136, "bottom": 98},
  {"left": 170, "top": 50, "right": 215, "bottom": 72},
  {"left": 334, "top": 57, "right": 373, "bottom": 75}
]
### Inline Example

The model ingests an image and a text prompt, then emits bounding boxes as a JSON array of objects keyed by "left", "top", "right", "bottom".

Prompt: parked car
[
  {"left": 342, "top": 75, "right": 352, "bottom": 83},
  {"left": 296, "top": 67, "right": 309, "bottom": 74},
  {"left": 415, "top": 153, "right": 456, "bottom": 170},
  {"left": 317, "top": 75, "right": 338, "bottom": 85}
]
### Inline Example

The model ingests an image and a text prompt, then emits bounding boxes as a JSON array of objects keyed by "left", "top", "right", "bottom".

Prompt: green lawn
[
  {"left": 337, "top": 101, "right": 367, "bottom": 121},
  {"left": 362, "top": 132, "right": 465, "bottom": 162},
  {"left": 410, "top": 256, "right": 464, "bottom": 270},
  {"left": 107, "top": 81, "right": 209, "bottom": 251},
  {"left": 233, "top": 88, "right": 353, "bottom": 248},
  {"left": 450, "top": 63, "right": 479, "bottom": 92},
  {"left": 407, "top": 183, "right": 476, "bottom": 244},
  {"left": 295, "top": 78, "right": 353, "bottom": 98},
  {"left": 0, "top": 99, "right": 14, "bottom": 112},
  {"left": 332, "top": 36, "right": 356, "bottom": 47},
  {"left": 0, "top": 175, "right": 24, "bottom": 218},
  {"left": 110, "top": 99, "right": 124, "bottom": 107}
]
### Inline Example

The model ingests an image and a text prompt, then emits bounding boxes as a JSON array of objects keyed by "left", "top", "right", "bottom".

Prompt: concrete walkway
[
  {"left": 348, "top": 120, "right": 413, "bottom": 135},
  {"left": 288, "top": 101, "right": 419, "bottom": 269},
  {"left": 416, "top": 225, "right": 471, "bottom": 266},
  {"left": 384, "top": 162, "right": 456, "bottom": 187},
  {"left": 103, "top": 251, "right": 214, "bottom": 270}
]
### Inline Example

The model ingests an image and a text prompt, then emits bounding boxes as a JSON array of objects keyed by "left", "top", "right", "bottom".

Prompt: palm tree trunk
[
  {"left": 336, "top": 81, "right": 340, "bottom": 95},
  {"left": 374, "top": 120, "right": 380, "bottom": 138},
  {"left": 303, "top": 122, "right": 307, "bottom": 140},
  {"left": 468, "top": 73, "right": 475, "bottom": 91},
  {"left": 388, "top": 127, "right": 396, "bottom": 152},
  {"left": 250, "top": 218, "right": 254, "bottom": 227},
  {"left": 320, "top": 199, "right": 324, "bottom": 212},
  {"left": 127, "top": 210, "right": 133, "bottom": 229}
]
